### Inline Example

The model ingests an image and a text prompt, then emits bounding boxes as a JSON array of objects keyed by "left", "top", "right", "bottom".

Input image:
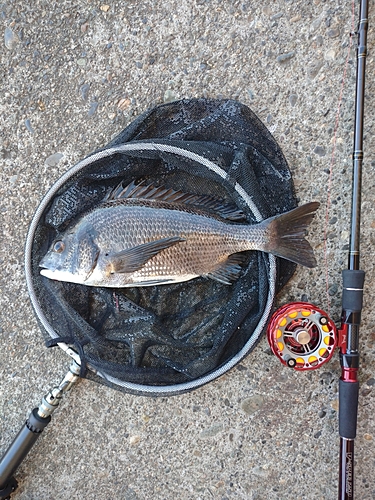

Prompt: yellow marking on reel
[
  {"left": 322, "top": 325, "right": 330, "bottom": 333},
  {"left": 319, "top": 348, "right": 327, "bottom": 357},
  {"left": 288, "top": 311, "right": 298, "bottom": 319},
  {"left": 308, "top": 356, "right": 318, "bottom": 364},
  {"left": 277, "top": 341, "right": 284, "bottom": 351},
  {"left": 302, "top": 310, "right": 311, "bottom": 317},
  {"left": 279, "top": 317, "right": 287, "bottom": 327},
  {"left": 296, "top": 357, "right": 305, "bottom": 365},
  {"left": 324, "top": 336, "right": 331, "bottom": 346},
  {"left": 276, "top": 329, "right": 282, "bottom": 339}
]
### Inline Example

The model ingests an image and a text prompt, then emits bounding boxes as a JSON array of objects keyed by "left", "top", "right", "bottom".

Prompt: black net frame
[{"left": 25, "top": 99, "right": 297, "bottom": 396}]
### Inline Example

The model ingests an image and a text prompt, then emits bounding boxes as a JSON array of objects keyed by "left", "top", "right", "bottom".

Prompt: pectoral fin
[{"left": 109, "top": 236, "right": 185, "bottom": 274}]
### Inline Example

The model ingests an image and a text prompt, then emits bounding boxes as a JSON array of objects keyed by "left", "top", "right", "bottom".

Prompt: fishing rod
[
  {"left": 338, "top": 0, "right": 368, "bottom": 497},
  {"left": 267, "top": 0, "right": 369, "bottom": 498}
]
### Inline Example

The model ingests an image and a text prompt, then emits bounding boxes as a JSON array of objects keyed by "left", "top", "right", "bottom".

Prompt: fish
[{"left": 39, "top": 180, "right": 320, "bottom": 287}]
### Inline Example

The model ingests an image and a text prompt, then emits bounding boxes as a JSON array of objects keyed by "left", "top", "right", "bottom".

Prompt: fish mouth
[
  {"left": 39, "top": 257, "right": 67, "bottom": 280},
  {"left": 40, "top": 268, "right": 57, "bottom": 279},
  {"left": 39, "top": 267, "right": 84, "bottom": 284},
  {"left": 39, "top": 254, "right": 55, "bottom": 270},
  {"left": 39, "top": 258, "right": 58, "bottom": 275},
  {"left": 39, "top": 258, "right": 55, "bottom": 273}
]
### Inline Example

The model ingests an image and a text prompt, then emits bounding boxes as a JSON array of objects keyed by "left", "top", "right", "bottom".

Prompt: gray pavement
[{"left": 1, "top": 1, "right": 374, "bottom": 499}]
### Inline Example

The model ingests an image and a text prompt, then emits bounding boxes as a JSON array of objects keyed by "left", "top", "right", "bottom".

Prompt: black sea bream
[{"left": 40, "top": 181, "right": 319, "bottom": 287}]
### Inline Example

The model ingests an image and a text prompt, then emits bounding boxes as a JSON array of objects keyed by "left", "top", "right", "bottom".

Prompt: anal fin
[{"left": 206, "top": 253, "right": 247, "bottom": 285}]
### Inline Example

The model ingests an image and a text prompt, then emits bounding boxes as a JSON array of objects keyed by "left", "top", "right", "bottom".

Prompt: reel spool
[{"left": 267, "top": 302, "right": 337, "bottom": 370}]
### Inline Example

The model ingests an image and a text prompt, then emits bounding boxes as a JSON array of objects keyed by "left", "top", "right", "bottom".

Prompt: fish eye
[{"left": 53, "top": 240, "right": 65, "bottom": 253}]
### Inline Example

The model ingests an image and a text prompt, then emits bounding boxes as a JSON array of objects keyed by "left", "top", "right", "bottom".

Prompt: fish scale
[{"left": 88, "top": 204, "right": 249, "bottom": 284}]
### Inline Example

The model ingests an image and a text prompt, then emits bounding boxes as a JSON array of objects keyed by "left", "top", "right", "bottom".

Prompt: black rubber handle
[
  {"left": 342, "top": 269, "right": 365, "bottom": 312},
  {"left": 0, "top": 409, "right": 51, "bottom": 498},
  {"left": 339, "top": 379, "right": 359, "bottom": 439},
  {"left": 0, "top": 476, "right": 17, "bottom": 500}
]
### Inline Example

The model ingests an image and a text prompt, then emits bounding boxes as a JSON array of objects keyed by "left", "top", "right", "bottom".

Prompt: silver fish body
[{"left": 40, "top": 182, "right": 320, "bottom": 287}]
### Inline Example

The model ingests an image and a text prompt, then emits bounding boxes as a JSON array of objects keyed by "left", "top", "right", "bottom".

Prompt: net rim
[{"left": 24, "top": 141, "right": 276, "bottom": 395}]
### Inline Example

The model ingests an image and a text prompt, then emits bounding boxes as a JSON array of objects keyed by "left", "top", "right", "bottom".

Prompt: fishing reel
[{"left": 267, "top": 302, "right": 338, "bottom": 370}]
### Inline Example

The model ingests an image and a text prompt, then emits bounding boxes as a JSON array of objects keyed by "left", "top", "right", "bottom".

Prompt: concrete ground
[{"left": 1, "top": 1, "right": 374, "bottom": 499}]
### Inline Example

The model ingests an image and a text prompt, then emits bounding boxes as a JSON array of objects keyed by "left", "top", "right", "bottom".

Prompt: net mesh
[{"left": 27, "top": 98, "right": 297, "bottom": 395}]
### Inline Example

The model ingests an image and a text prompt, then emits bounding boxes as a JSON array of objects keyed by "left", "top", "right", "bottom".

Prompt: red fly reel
[{"left": 267, "top": 302, "right": 338, "bottom": 370}]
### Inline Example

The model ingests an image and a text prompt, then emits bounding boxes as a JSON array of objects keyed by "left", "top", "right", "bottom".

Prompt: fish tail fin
[{"left": 264, "top": 202, "right": 320, "bottom": 268}]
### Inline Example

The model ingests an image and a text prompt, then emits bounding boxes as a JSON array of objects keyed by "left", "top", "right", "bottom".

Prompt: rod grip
[
  {"left": 339, "top": 379, "right": 359, "bottom": 439},
  {"left": 342, "top": 270, "right": 365, "bottom": 312},
  {"left": 0, "top": 409, "right": 51, "bottom": 497}
]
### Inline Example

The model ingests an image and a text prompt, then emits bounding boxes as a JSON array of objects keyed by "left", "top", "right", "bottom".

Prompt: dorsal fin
[{"left": 103, "top": 180, "right": 246, "bottom": 222}]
